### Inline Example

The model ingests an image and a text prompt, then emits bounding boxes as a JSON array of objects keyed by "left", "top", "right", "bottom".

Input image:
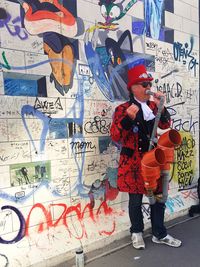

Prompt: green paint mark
[
  {"left": 118, "top": 0, "right": 137, "bottom": 20},
  {"left": 2, "top": 51, "right": 11, "bottom": 70}
]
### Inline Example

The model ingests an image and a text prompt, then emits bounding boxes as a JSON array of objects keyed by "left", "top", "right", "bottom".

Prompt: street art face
[
  {"left": 99, "top": 1, "right": 121, "bottom": 25},
  {"left": 84, "top": 0, "right": 141, "bottom": 101},
  {"left": 98, "top": 0, "right": 137, "bottom": 30}
]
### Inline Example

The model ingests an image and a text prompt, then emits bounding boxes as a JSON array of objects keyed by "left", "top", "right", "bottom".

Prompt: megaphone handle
[{"left": 148, "top": 97, "right": 165, "bottom": 151}]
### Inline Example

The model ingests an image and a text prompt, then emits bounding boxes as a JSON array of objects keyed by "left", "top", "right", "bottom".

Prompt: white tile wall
[
  {"left": 0, "top": 141, "right": 31, "bottom": 165},
  {"left": 181, "top": 0, "right": 199, "bottom": 8},
  {"left": 174, "top": 0, "right": 192, "bottom": 19},
  {"left": 164, "top": 11, "right": 183, "bottom": 32},
  {"left": 0, "top": 48, "right": 26, "bottom": 74},
  {"left": 25, "top": 52, "right": 51, "bottom": 76},
  {"left": 127, "top": 0, "right": 144, "bottom": 20},
  {"left": 182, "top": 18, "right": 199, "bottom": 35},
  {"left": 190, "top": 5, "right": 199, "bottom": 22},
  {"left": 0, "top": 96, "right": 28, "bottom": 119},
  {"left": 77, "top": 0, "right": 102, "bottom": 24},
  {"left": 0, "top": 165, "right": 10, "bottom": 188}
]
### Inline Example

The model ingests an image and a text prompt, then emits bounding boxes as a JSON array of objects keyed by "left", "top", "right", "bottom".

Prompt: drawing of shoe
[
  {"left": 63, "top": 85, "right": 70, "bottom": 94},
  {"left": 50, "top": 73, "right": 64, "bottom": 96}
]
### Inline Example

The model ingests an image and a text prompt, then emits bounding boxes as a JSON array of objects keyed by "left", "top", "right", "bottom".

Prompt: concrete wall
[{"left": 0, "top": 0, "right": 199, "bottom": 266}]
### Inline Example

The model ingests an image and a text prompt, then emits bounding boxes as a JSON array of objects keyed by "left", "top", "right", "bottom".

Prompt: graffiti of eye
[
  {"left": 101, "top": 5, "right": 107, "bottom": 18},
  {"left": 109, "top": 5, "right": 121, "bottom": 19},
  {"left": 117, "top": 57, "right": 122, "bottom": 65}
]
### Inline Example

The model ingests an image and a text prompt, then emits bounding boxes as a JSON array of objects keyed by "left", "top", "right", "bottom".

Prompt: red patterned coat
[{"left": 110, "top": 97, "right": 171, "bottom": 194}]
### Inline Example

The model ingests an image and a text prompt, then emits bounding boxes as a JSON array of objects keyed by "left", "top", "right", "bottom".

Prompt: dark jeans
[{"left": 129, "top": 193, "right": 167, "bottom": 239}]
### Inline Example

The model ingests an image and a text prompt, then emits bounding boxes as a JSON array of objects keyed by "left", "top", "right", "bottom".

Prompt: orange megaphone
[
  {"left": 141, "top": 147, "right": 166, "bottom": 191},
  {"left": 158, "top": 129, "right": 181, "bottom": 170}
]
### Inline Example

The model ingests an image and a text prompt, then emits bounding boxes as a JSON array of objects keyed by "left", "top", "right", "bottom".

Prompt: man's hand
[
  {"left": 126, "top": 104, "right": 139, "bottom": 120},
  {"left": 153, "top": 91, "right": 165, "bottom": 108}
]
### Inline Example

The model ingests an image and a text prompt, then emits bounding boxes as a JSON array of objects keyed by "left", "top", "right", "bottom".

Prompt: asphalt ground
[
  {"left": 56, "top": 214, "right": 200, "bottom": 267},
  {"left": 85, "top": 215, "right": 200, "bottom": 267}
]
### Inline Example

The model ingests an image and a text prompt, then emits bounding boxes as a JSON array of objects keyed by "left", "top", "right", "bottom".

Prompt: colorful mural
[{"left": 0, "top": 0, "right": 199, "bottom": 266}]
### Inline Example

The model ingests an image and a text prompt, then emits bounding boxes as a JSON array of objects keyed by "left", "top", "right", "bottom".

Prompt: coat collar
[{"left": 129, "top": 93, "right": 150, "bottom": 107}]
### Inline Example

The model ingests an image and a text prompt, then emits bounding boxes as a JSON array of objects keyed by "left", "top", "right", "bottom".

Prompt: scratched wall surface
[{"left": 0, "top": 0, "right": 199, "bottom": 266}]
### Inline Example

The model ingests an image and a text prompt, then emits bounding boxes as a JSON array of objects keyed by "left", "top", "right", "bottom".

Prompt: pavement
[
  {"left": 57, "top": 214, "right": 200, "bottom": 267},
  {"left": 85, "top": 215, "right": 200, "bottom": 267}
]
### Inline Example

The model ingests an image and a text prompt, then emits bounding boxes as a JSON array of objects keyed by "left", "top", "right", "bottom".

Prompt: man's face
[{"left": 130, "top": 82, "right": 152, "bottom": 102}]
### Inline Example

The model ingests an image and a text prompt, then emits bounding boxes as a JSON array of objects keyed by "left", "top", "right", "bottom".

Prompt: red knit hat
[{"left": 127, "top": 65, "right": 153, "bottom": 89}]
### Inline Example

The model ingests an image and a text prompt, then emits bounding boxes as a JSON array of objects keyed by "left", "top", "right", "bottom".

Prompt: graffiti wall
[{"left": 0, "top": 0, "right": 199, "bottom": 266}]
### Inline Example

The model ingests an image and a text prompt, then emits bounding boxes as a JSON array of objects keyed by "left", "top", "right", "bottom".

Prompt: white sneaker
[
  {"left": 131, "top": 232, "right": 145, "bottom": 249},
  {"left": 152, "top": 234, "right": 182, "bottom": 248}
]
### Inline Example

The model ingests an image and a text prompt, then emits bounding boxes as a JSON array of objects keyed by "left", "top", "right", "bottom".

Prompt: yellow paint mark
[
  {"left": 87, "top": 24, "right": 117, "bottom": 33},
  {"left": 172, "top": 132, "right": 196, "bottom": 189}
]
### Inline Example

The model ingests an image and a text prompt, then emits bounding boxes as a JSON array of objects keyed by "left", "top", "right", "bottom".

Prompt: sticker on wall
[{"left": 10, "top": 160, "right": 51, "bottom": 187}]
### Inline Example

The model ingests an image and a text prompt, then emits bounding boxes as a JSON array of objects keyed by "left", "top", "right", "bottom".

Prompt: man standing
[{"left": 110, "top": 64, "right": 182, "bottom": 249}]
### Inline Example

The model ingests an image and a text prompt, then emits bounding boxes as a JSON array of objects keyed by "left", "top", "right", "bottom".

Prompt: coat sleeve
[
  {"left": 110, "top": 105, "right": 134, "bottom": 143},
  {"left": 158, "top": 107, "right": 171, "bottom": 129}
]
